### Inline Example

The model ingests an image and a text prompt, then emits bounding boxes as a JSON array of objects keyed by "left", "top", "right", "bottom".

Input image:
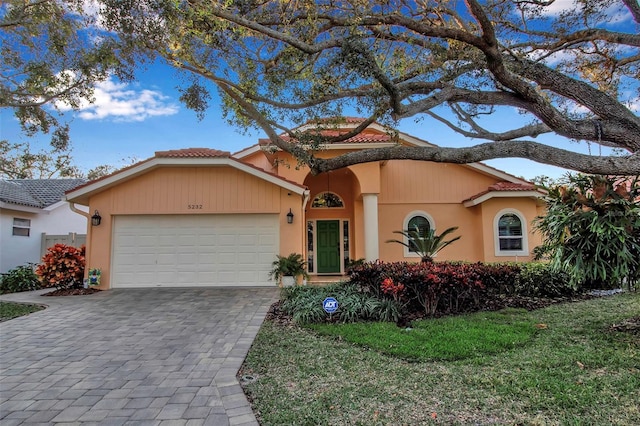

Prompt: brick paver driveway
[{"left": 0, "top": 287, "right": 278, "bottom": 425}]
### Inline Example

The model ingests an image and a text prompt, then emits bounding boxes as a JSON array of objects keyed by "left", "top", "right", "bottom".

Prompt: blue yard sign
[{"left": 323, "top": 297, "right": 339, "bottom": 314}]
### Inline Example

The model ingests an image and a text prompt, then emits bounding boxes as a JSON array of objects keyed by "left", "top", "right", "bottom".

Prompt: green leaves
[
  {"left": 386, "top": 225, "right": 461, "bottom": 262},
  {"left": 534, "top": 174, "right": 640, "bottom": 289}
]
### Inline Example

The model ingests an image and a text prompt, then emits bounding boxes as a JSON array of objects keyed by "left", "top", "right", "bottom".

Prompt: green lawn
[
  {"left": 0, "top": 301, "right": 44, "bottom": 321},
  {"left": 241, "top": 293, "right": 640, "bottom": 425},
  {"left": 309, "top": 308, "right": 536, "bottom": 361}
]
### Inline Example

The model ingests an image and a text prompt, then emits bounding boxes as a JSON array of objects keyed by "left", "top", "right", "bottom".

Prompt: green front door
[{"left": 317, "top": 220, "right": 341, "bottom": 273}]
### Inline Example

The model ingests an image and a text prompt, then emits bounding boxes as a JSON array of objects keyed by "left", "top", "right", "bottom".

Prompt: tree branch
[{"left": 310, "top": 141, "right": 640, "bottom": 176}]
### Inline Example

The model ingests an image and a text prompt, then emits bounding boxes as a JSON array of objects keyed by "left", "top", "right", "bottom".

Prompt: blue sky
[{"left": 0, "top": 61, "right": 586, "bottom": 181}]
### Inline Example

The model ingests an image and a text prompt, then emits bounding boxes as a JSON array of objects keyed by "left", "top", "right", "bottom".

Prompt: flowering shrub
[
  {"left": 349, "top": 261, "right": 486, "bottom": 316},
  {"left": 36, "top": 244, "right": 86, "bottom": 290},
  {"left": 380, "top": 277, "right": 405, "bottom": 302}
]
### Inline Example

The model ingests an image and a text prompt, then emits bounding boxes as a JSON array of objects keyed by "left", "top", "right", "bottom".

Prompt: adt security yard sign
[{"left": 323, "top": 297, "right": 339, "bottom": 314}]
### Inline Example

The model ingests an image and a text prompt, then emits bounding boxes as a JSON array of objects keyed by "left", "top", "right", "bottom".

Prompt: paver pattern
[{"left": 0, "top": 287, "right": 278, "bottom": 425}]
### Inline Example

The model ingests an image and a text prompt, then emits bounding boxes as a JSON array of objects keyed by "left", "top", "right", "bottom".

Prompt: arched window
[
  {"left": 494, "top": 209, "right": 528, "bottom": 256},
  {"left": 402, "top": 211, "right": 435, "bottom": 257},
  {"left": 311, "top": 192, "right": 344, "bottom": 208}
]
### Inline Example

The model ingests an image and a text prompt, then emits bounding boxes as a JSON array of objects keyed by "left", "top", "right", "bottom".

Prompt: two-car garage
[
  {"left": 111, "top": 214, "right": 279, "bottom": 288},
  {"left": 65, "top": 148, "right": 307, "bottom": 289}
]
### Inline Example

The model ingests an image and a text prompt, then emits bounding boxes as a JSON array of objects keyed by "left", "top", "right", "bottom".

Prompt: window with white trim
[
  {"left": 12, "top": 218, "right": 31, "bottom": 237},
  {"left": 402, "top": 211, "right": 435, "bottom": 258},
  {"left": 494, "top": 209, "right": 528, "bottom": 256}
]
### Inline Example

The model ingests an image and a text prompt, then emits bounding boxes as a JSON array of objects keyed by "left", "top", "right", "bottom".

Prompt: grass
[
  {"left": 309, "top": 308, "right": 536, "bottom": 361},
  {"left": 0, "top": 301, "right": 44, "bottom": 322},
  {"left": 241, "top": 292, "right": 640, "bottom": 425}
]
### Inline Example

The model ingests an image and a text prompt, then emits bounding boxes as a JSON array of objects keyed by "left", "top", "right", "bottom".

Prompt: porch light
[
  {"left": 91, "top": 210, "right": 102, "bottom": 226},
  {"left": 286, "top": 208, "right": 294, "bottom": 224}
]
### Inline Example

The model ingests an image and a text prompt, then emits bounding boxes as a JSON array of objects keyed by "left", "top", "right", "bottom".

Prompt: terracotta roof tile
[
  {"left": 464, "top": 181, "right": 542, "bottom": 203},
  {"left": 155, "top": 148, "right": 230, "bottom": 158},
  {"left": 488, "top": 182, "right": 536, "bottom": 191}
]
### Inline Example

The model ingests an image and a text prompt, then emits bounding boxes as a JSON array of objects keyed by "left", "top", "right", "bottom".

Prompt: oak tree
[{"left": 98, "top": 0, "right": 640, "bottom": 175}]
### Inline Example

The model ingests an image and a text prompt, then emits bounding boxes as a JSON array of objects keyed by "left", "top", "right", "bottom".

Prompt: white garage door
[{"left": 111, "top": 214, "right": 279, "bottom": 287}]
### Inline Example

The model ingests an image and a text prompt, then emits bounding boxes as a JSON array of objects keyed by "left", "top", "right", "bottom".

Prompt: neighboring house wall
[{"left": 0, "top": 203, "right": 88, "bottom": 273}]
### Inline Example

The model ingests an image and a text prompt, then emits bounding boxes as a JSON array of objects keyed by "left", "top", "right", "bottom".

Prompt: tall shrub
[
  {"left": 534, "top": 174, "right": 640, "bottom": 290},
  {"left": 36, "top": 244, "right": 86, "bottom": 290},
  {"left": 0, "top": 263, "right": 41, "bottom": 294}
]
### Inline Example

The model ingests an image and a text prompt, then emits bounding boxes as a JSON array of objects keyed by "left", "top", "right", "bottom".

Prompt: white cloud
[
  {"left": 536, "top": 0, "right": 632, "bottom": 23},
  {"left": 57, "top": 77, "right": 179, "bottom": 122}
]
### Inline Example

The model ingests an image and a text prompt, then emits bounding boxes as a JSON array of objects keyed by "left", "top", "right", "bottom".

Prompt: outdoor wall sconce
[
  {"left": 91, "top": 210, "right": 102, "bottom": 226},
  {"left": 286, "top": 208, "right": 294, "bottom": 224}
]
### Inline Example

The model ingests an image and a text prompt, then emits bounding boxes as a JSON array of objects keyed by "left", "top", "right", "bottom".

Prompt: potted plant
[{"left": 268, "top": 253, "right": 309, "bottom": 287}]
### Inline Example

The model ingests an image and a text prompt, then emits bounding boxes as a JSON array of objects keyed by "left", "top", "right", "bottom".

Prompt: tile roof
[
  {"left": 155, "top": 148, "right": 231, "bottom": 158},
  {"left": 0, "top": 178, "right": 87, "bottom": 208},
  {"left": 259, "top": 130, "right": 393, "bottom": 146},
  {"left": 488, "top": 182, "right": 537, "bottom": 191},
  {"left": 464, "top": 181, "right": 541, "bottom": 203}
]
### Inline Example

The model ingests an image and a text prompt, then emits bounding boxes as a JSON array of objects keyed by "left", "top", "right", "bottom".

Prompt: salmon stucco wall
[
  {"left": 378, "top": 203, "right": 484, "bottom": 262},
  {"left": 84, "top": 166, "right": 302, "bottom": 289},
  {"left": 379, "top": 160, "right": 498, "bottom": 204}
]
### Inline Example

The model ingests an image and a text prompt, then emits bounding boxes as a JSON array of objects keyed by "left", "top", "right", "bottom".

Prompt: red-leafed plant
[
  {"left": 380, "top": 277, "right": 406, "bottom": 303},
  {"left": 36, "top": 244, "right": 86, "bottom": 290}
]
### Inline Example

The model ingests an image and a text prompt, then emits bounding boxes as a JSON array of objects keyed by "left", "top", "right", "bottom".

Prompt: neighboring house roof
[
  {"left": 463, "top": 182, "right": 546, "bottom": 207},
  {"left": 65, "top": 149, "right": 308, "bottom": 205},
  {"left": 0, "top": 179, "right": 87, "bottom": 209}
]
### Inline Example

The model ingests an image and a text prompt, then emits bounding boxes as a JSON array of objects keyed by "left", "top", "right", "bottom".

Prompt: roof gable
[
  {"left": 66, "top": 149, "right": 307, "bottom": 205},
  {"left": 463, "top": 182, "right": 546, "bottom": 207}
]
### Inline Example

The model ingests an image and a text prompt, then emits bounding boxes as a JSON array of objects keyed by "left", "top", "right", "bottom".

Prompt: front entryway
[{"left": 317, "top": 220, "right": 341, "bottom": 273}]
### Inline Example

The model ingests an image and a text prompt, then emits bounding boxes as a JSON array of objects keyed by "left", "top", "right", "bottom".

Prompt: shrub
[
  {"left": 36, "top": 244, "right": 85, "bottom": 290},
  {"left": 515, "top": 262, "right": 576, "bottom": 297},
  {"left": 474, "top": 262, "right": 521, "bottom": 295},
  {"left": 349, "top": 261, "right": 486, "bottom": 317},
  {"left": 280, "top": 282, "right": 402, "bottom": 324},
  {"left": 0, "top": 264, "right": 41, "bottom": 294},
  {"left": 534, "top": 174, "right": 640, "bottom": 290}
]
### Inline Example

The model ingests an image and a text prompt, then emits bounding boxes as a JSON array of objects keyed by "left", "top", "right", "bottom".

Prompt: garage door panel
[{"left": 112, "top": 214, "right": 279, "bottom": 288}]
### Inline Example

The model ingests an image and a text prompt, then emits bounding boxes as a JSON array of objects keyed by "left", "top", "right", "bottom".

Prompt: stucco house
[
  {"left": 1, "top": 179, "right": 88, "bottom": 273},
  {"left": 65, "top": 120, "right": 546, "bottom": 289}
]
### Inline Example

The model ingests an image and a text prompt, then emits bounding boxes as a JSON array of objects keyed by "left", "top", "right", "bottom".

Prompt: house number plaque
[{"left": 187, "top": 204, "right": 203, "bottom": 209}]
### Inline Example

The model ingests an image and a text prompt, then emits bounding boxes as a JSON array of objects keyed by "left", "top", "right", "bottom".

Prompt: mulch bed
[{"left": 42, "top": 288, "right": 102, "bottom": 296}]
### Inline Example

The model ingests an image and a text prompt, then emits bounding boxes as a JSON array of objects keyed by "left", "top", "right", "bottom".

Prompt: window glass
[
  {"left": 311, "top": 192, "right": 344, "bottom": 208},
  {"left": 343, "top": 221, "right": 349, "bottom": 269},
  {"left": 12, "top": 218, "right": 31, "bottom": 237},
  {"left": 498, "top": 213, "right": 523, "bottom": 250},
  {"left": 407, "top": 215, "right": 431, "bottom": 252},
  {"left": 307, "top": 221, "right": 314, "bottom": 273}
]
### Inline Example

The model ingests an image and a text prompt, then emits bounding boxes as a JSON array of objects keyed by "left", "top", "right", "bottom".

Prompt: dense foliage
[
  {"left": 534, "top": 174, "right": 640, "bottom": 290},
  {"left": 0, "top": 263, "right": 41, "bottom": 294},
  {"left": 4, "top": 1, "right": 640, "bottom": 175},
  {"left": 280, "top": 282, "right": 402, "bottom": 324},
  {"left": 35, "top": 244, "right": 85, "bottom": 290},
  {"left": 283, "top": 260, "right": 577, "bottom": 324}
]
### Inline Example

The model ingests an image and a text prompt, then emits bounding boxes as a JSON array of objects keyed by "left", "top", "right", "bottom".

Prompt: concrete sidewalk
[{"left": 0, "top": 287, "right": 278, "bottom": 425}]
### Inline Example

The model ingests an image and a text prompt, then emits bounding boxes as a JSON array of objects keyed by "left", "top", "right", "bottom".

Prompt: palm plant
[{"left": 387, "top": 226, "right": 461, "bottom": 263}]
